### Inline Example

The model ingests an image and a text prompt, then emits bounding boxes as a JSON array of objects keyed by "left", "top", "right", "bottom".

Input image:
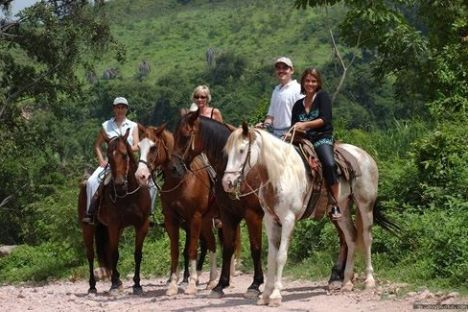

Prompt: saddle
[{"left": 294, "top": 138, "right": 361, "bottom": 221}]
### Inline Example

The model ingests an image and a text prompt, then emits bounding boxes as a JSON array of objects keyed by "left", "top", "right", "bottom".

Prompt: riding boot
[{"left": 82, "top": 199, "right": 97, "bottom": 225}]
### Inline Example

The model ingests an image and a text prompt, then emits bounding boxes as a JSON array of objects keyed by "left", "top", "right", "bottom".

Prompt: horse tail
[
  {"left": 373, "top": 201, "right": 401, "bottom": 237},
  {"left": 95, "top": 223, "right": 112, "bottom": 272}
]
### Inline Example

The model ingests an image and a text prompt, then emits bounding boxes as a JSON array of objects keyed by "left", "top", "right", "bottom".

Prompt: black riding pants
[{"left": 314, "top": 142, "right": 338, "bottom": 186}]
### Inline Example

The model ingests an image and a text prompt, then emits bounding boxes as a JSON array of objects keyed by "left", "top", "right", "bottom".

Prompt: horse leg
[
  {"left": 243, "top": 207, "right": 264, "bottom": 299},
  {"left": 83, "top": 226, "right": 97, "bottom": 294},
  {"left": 201, "top": 217, "right": 217, "bottom": 290},
  {"left": 132, "top": 222, "right": 149, "bottom": 295},
  {"left": 230, "top": 224, "right": 241, "bottom": 277},
  {"left": 269, "top": 214, "right": 296, "bottom": 307},
  {"left": 333, "top": 195, "right": 356, "bottom": 292},
  {"left": 185, "top": 212, "right": 202, "bottom": 295},
  {"left": 79, "top": 187, "right": 97, "bottom": 294},
  {"left": 257, "top": 214, "right": 280, "bottom": 306},
  {"left": 181, "top": 227, "right": 190, "bottom": 284},
  {"left": 197, "top": 237, "right": 208, "bottom": 279},
  {"left": 209, "top": 213, "right": 239, "bottom": 298},
  {"left": 108, "top": 227, "right": 123, "bottom": 293},
  {"left": 165, "top": 213, "right": 180, "bottom": 296},
  {"left": 328, "top": 224, "right": 347, "bottom": 290},
  {"left": 355, "top": 197, "right": 376, "bottom": 289}
]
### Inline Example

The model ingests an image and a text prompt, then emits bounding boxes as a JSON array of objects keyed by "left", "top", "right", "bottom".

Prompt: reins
[
  {"left": 109, "top": 181, "right": 141, "bottom": 203},
  {"left": 109, "top": 142, "right": 141, "bottom": 203}
]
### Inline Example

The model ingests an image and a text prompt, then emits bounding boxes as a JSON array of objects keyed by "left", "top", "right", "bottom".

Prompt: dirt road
[{"left": 0, "top": 273, "right": 465, "bottom": 312}]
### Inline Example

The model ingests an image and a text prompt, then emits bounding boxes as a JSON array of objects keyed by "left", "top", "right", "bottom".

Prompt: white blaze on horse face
[
  {"left": 135, "top": 138, "right": 155, "bottom": 186},
  {"left": 222, "top": 138, "right": 251, "bottom": 193}
]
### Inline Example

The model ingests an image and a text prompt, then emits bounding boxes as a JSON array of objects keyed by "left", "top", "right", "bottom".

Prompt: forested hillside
[{"left": 0, "top": 0, "right": 466, "bottom": 291}]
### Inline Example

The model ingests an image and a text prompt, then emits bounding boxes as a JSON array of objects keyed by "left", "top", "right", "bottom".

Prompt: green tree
[
  {"left": 0, "top": 1, "right": 116, "bottom": 244},
  {"left": 294, "top": 0, "right": 467, "bottom": 108}
]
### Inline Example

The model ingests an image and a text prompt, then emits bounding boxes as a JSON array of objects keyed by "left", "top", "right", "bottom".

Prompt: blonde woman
[{"left": 190, "top": 85, "right": 223, "bottom": 122}]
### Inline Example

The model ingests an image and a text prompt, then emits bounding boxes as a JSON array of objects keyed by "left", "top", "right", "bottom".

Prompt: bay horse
[
  {"left": 222, "top": 123, "right": 398, "bottom": 306},
  {"left": 134, "top": 125, "right": 220, "bottom": 296},
  {"left": 173, "top": 111, "right": 265, "bottom": 298},
  {"left": 78, "top": 128, "right": 151, "bottom": 294}
]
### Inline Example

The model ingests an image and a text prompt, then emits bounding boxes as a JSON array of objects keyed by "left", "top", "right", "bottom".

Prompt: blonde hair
[{"left": 191, "top": 85, "right": 212, "bottom": 104}]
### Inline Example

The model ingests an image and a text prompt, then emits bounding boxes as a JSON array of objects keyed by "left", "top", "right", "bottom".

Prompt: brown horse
[
  {"left": 78, "top": 128, "right": 151, "bottom": 294},
  {"left": 135, "top": 125, "right": 221, "bottom": 295},
  {"left": 173, "top": 111, "right": 265, "bottom": 298}
]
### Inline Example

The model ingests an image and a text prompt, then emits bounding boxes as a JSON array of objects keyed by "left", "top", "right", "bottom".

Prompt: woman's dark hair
[{"left": 300, "top": 68, "right": 322, "bottom": 94}]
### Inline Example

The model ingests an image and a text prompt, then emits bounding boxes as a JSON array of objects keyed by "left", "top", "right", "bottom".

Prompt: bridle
[
  {"left": 108, "top": 136, "right": 141, "bottom": 202},
  {"left": 137, "top": 134, "right": 203, "bottom": 193},
  {"left": 223, "top": 131, "right": 264, "bottom": 200}
]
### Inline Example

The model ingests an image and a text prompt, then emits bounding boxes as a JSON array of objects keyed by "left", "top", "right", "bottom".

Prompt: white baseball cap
[
  {"left": 113, "top": 97, "right": 128, "bottom": 106},
  {"left": 275, "top": 56, "right": 293, "bottom": 68}
]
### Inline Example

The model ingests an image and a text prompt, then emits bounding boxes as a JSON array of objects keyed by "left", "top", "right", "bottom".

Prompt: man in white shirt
[{"left": 258, "top": 56, "right": 304, "bottom": 138}]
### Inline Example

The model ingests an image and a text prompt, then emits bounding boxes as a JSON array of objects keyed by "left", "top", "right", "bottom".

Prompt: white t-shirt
[
  {"left": 267, "top": 79, "right": 303, "bottom": 129},
  {"left": 102, "top": 117, "right": 137, "bottom": 146}
]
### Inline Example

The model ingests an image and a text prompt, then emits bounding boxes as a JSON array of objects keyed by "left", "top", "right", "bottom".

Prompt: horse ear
[
  {"left": 187, "top": 109, "right": 199, "bottom": 125},
  {"left": 241, "top": 121, "right": 249, "bottom": 137},
  {"left": 155, "top": 123, "right": 167, "bottom": 135},
  {"left": 123, "top": 127, "right": 130, "bottom": 141},
  {"left": 180, "top": 108, "right": 188, "bottom": 117},
  {"left": 137, "top": 123, "right": 146, "bottom": 139},
  {"left": 224, "top": 123, "right": 237, "bottom": 132}
]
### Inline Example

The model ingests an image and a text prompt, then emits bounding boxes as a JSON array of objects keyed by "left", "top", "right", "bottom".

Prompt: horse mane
[
  {"left": 226, "top": 128, "right": 306, "bottom": 188},
  {"left": 125, "top": 140, "right": 138, "bottom": 173},
  {"left": 161, "top": 128, "right": 174, "bottom": 158},
  {"left": 198, "top": 116, "right": 231, "bottom": 161},
  {"left": 258, "top": 130, "right": 304, "bottom": 186}
]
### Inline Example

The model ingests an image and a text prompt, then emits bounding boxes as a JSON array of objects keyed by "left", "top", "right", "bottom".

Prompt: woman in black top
[{"left": 291, "top": 68, "right": 342, "bottom": 219}]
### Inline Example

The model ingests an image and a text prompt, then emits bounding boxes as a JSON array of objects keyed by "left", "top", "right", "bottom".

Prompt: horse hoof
[
  {"left": 208, "top": 289, "right": 224, "bottom": 299},
  {"left": 342, "top": 282, "right": 354, "bottom": 292},
  {"left": 206, "top": 281, "right": 217, "bottom": 290},
  {"left": 257, "top": 297, "right": 269, "bottom": 305},
  {"left": 268, "top": 298, "right": 282, "bottom": 307},
  {"left": 88, "top": 287, "right": 97, "bottom": 294},
  {"left": 166, "top": 287, "right": 178, "bottom": 296},
  {"left": 328, "top": 281, "right": 342, "bottom": 291},
  {"left": 133, "top": 286, "right": 143, "bottom": 296},
  {"left": 365, "top": 279, "right": 376, "bottom": 289},
  {"left": 185, "top": 285, "right": 197, "bottom": 295},
  {"left": 244, "top": 288, "right": 260, "bottom": 299},
  {"left": 109, "top": 281, "right": 123, "bottom": 294}
]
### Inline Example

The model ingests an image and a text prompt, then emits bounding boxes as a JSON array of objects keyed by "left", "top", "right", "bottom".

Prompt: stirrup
[{"left": 330, "top": 206, "right": 342, "bottom": 220}]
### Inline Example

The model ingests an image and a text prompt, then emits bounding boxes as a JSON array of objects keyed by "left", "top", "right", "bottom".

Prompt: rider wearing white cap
[
  {"left": 82, "top": 97, "right": 150, "bottom": 224},
  {"left": 257, "top": 56, "right": 303, "bottom": 138}
]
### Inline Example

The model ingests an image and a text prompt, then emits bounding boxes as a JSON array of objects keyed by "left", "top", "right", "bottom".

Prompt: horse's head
[
  {"left": 222, "top": 122, "right": 260, "bottom": 193},
  {"left": 107, "top": 128, "right": 132, "bottom": 192},
  {"left": 173, "top": 109, "right": 204, "bottom": 164},
  {"left": 135, "top": 124, "right": 174, "bottom": 186}
]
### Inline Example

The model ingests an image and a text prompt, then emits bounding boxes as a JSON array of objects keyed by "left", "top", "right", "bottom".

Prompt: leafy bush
[{"left": 412, "top": 122, "right": 468, "bottom": 211}]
